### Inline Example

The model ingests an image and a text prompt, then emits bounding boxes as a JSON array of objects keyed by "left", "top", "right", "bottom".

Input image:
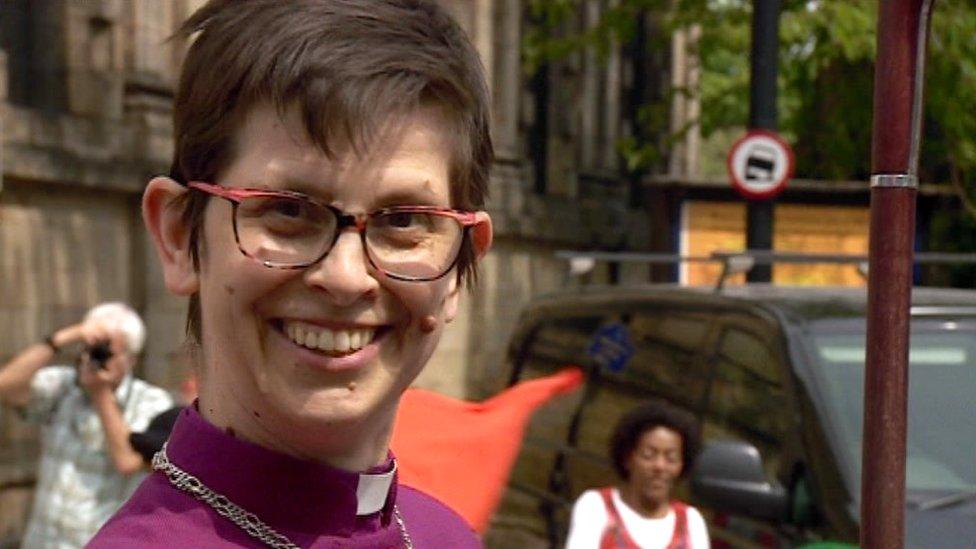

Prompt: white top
[{"left": 565, "top": 488, "right": 711, "bottom": 549}]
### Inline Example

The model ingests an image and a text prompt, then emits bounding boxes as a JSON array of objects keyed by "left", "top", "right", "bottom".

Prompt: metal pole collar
[{"left": 870, "top": 174, "right": 918, "bottom": 189}]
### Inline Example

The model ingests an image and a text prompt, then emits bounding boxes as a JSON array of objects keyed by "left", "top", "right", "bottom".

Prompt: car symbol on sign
[{"left": 745, "top": 143, "right": 778, "bottom": 182}]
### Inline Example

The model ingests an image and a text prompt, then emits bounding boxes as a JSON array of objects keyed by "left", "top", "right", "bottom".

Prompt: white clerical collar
[{"left": 356, "top": 460, "right": 396, "bottom": 515}]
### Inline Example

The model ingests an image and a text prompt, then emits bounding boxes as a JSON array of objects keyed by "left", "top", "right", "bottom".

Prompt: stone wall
[{"left": 0, "top": 2, "right": 188, "bottom": 541}]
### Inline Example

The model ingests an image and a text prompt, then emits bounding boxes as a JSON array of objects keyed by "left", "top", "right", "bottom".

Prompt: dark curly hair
[{"left": 609, "top": 400, "right": 702, "bottom": 480}]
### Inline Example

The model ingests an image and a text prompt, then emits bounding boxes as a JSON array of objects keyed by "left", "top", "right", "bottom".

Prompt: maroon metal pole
[{"left": 862, "top": 1, "right": 934, "bottom": 548}]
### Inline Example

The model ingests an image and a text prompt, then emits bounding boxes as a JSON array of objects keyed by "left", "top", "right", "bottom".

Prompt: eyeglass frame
[{"left": 186, "top": 181, "right": 479, "bottom": 282}]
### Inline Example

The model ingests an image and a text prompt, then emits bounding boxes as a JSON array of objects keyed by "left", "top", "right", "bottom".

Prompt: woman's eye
[
  {"left": 240, "top": 197, "right": 314, "bottom": 221},
  {"left": 386, "top": 212, "right": 417, "bottom": 228},
  {"left": 378, "top": 212, "right": 435, "bottom": 231},
  {"left": 268, "top": 198, "right": 304, "bottom": 218}
]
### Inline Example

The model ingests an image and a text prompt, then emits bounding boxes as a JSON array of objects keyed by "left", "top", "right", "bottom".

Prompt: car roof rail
[
  {"left": 555, "top": 250, "right": 716, "bottom": 288},
  {"left": 556, "top": 250, "right": 976, "bottom": 292}
]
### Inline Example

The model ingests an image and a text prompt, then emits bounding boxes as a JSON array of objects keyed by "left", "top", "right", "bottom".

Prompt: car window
[
  {"left": 624, "top": 311, "right": 713, "bottom": 408},
  {"left": 809, "top": 319, "right": 976, "bottom": 497},
  {"left": 512, "top": 309, "right": 714, "bottom": 400},
  {"left": 568, "top": 387, "right": 645, "bottom": 493},
  {"left": 496, "top": 315, "right": 599, "bottom": 543},
  {"left": 703, "top": 316, "right": 789, "bottom": 477},
  {"left": 519, "top": 316, "right": 603, "bottom": 376}
]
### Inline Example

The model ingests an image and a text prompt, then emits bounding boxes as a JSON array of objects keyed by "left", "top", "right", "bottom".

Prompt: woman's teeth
[{"left": 284, "top": 322, "right": 376, "bottom": 354}]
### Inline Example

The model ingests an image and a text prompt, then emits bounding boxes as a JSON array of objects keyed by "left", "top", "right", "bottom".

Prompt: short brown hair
[{"left": 169, "top": 0, "right": 492, "bottom": 342}]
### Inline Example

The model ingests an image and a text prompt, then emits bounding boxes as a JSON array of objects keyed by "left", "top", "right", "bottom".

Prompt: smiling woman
[
  {"left": 565, "top": 401, "right": 710, "bottom": 549},
  {"left": 178, "top": 104, "right": 479, "bottom": 458},
  {"left": 87, "top": 1, "right": 493, "bottom": 548}
]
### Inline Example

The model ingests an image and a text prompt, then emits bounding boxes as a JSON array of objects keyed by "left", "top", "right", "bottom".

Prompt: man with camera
[{"left": 0, "top": 302, "right": 172, "bottom": 548}]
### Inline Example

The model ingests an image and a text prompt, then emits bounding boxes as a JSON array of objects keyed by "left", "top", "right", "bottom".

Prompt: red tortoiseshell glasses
[{"left": 188, "top": 182, "right": 478, "bottom": 282}]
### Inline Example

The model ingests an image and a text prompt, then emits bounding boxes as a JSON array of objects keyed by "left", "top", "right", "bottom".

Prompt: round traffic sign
[{"left": 726, "top": 129, "right": 795, "bottom": 200}]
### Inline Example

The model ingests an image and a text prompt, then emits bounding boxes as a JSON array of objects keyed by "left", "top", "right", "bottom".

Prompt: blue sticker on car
[{"left": 587, "top": 323, "right": 635, "bottom": 373}]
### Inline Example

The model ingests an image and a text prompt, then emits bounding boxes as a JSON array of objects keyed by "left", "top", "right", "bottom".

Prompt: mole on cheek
[
  {"left": 347, "top": 382, "right": 357, "bottom": 391},
  {"left": 224, "top": 284, "right": 236, "bottom": 295}
]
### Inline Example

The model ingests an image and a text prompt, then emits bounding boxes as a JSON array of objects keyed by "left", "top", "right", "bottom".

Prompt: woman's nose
[
  {"left": 302, "top": 230, "right": 379, "bottom": 306},
  {"left": 649, "top": 454, "right": 670, "bottom": 471}
]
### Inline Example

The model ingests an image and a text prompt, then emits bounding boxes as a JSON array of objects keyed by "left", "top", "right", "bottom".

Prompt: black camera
[{"left": 87, "top": 342, "right": 113, "bottom": 369}]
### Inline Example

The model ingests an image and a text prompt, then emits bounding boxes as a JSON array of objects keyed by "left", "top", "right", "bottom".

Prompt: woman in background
[{"left": 566, "top": 401, "right": 710, "bottom": 548}]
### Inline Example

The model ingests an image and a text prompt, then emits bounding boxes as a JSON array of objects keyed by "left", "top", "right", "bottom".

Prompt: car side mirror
[{"left": 691, "top": 439, "right": 790, "bottom": 522}]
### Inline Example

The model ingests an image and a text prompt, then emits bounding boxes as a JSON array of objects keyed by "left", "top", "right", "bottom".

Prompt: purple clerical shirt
[{"left": 88, "top": 406, "right": 480, "bottom": 548}]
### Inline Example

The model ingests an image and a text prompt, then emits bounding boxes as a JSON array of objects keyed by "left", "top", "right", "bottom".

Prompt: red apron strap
[
  {"left": 598, "top": 488, "right": 642, "bottom": 549},
  {"left": 667, "top": 501, "right": 690, "bottom": 549}
]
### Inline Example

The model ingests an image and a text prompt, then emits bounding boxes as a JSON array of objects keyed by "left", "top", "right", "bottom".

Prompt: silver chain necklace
[{"left": 152, "top": 443, "right": 413, "bottom": 549}]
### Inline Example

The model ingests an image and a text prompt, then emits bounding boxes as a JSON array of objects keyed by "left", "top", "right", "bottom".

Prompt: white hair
[{"left": 84, "top": 302, "right": 146, "bottom": 355}]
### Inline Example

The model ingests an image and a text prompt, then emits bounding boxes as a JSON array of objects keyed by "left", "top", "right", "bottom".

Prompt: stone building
[
  {"left": 0, "top": 2, "right": 192, "bottom": 542},
  {"left": 1, "top": 0, "right": 666, "bottom": 542}
]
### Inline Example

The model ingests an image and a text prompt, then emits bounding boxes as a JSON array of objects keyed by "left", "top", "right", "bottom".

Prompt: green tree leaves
[{"left": 523, "top": 0, "right": 975, "bottom": 188}]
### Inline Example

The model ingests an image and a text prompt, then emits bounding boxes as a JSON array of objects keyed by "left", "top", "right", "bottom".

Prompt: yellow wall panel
[{"left": 681, "top": 201, "right": 869, "bottom": 287}]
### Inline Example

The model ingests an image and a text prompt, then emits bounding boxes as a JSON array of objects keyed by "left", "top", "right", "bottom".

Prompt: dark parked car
[{"left": 484, "top": 284, "right": 976, "bottom": 548}]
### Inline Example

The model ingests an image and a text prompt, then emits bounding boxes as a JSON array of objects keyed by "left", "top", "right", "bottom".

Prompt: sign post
[{"left": 743, "top": 0, "right": 783, "bottom": 282}]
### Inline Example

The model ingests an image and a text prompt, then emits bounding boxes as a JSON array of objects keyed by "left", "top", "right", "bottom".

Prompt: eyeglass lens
[{"left": 234, "top": 194, "right": 464, "bottom": 279}]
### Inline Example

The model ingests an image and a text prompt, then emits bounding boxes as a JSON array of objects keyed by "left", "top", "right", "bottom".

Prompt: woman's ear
[
  {"left": 471, "top": 211, "right": 493, "bottom": 259},
  {"left": 442, "top": 274, "right": 461, "bottom": 324},
  {"left": 143, "top": 177, "right": 199, "bottom": 296},
  {"left": 439, "top": 212, "right": 492, "bottom": 325}
]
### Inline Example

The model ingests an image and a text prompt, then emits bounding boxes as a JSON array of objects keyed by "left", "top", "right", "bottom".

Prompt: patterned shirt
[{"left": 20, "top": 366, "right": 173, "bottom": 549}]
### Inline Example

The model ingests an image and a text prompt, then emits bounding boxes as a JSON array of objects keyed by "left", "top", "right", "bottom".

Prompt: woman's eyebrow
[
  {"left": 373, "top": 182, "right": 445, "bottom": 206},
  {"left": 254, "top": 176, "right": 334, "bottom": 199}
]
